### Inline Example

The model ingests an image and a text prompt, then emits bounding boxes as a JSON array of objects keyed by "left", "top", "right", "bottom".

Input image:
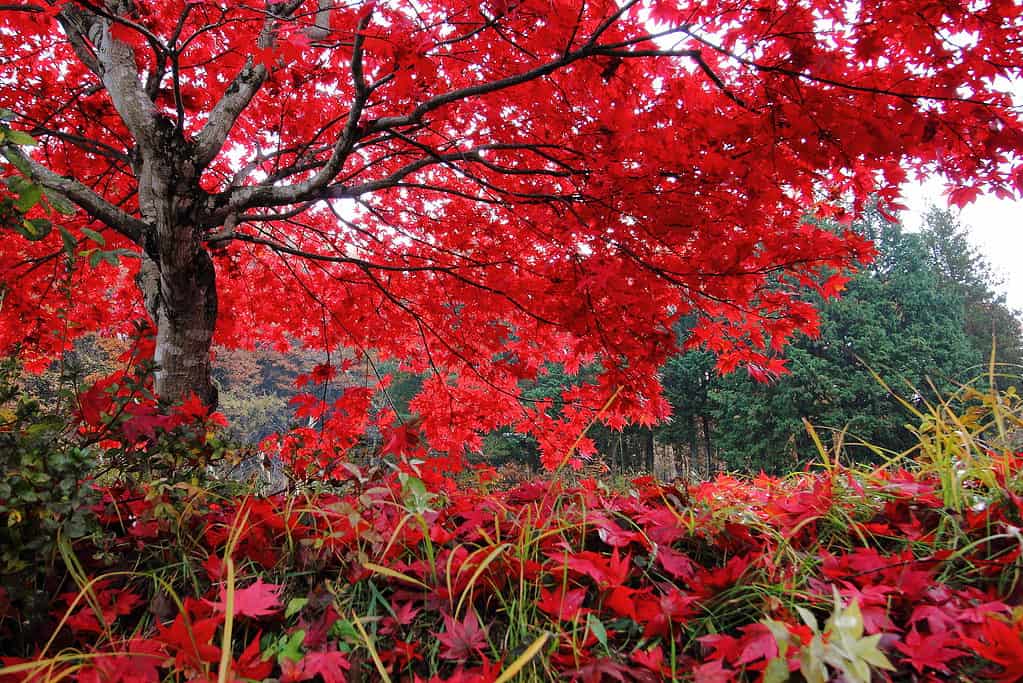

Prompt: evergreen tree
[
  {"left": 918, "top": 207, "right": 1023, "bottom": 370},
  {"left": 659, "top": 211, "right": 984, "bottom": 473}
]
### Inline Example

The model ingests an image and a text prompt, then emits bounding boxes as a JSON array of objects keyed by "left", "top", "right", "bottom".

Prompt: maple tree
[{"left": 2, "top": 0, "right": 1022, "bottom": 466}]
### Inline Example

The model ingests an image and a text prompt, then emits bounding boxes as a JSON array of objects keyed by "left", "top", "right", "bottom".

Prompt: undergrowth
[{"left": 1, "top": 367, "right": 1023, "bottom": 681}]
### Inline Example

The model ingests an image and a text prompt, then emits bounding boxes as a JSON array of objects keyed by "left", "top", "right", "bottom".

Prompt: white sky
[{"left": 901, "top": 179, "right": 1023, "bottom": 312}]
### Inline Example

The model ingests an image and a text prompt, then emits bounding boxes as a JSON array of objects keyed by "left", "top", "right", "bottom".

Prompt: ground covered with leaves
[{"left": 3, "top": 443, "right": 1023, "bottom": 682}]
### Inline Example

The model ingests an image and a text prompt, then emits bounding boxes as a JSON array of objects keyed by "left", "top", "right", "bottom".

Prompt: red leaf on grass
[
  {"left": 537, "top": 587, "right": 589, "bottom": 622},
  {"left": 894, "top": 627, "right": 964, "bottom": 674},
  {"left": 77, "top": 637, "right": 166, "bottom": 683},
  {"left": 733, "top": 623, "right": 779, "bottom": 667},
  {"left": 630, "top": 644, "right": 665, "bottom": 673},
  {"left": 300, "top": 649, "right": 350, "bottom": 683},
  {"left": 235, "top": 632, "right": 274, "bottom": 681},
  {"left": 436, "top": 611, "right": 488, "bottom": 661},
  {"left": 693, "top": 659, "right": 735, "bottom": 683},
  {"left": 589, "top": 512, "right": 647, "bottom": 548},
  {"left": 965, "top": 616, "right": 1023, "bottom": 682},
  {"left": 554, "top": 547, "right": 630, "bottom": 588},
  {"left": 656, "top": 546, "right": 697, "bottom": 581},
  {"left": 208, "top": 577, "right": 282, "bottom": 618},
  {"left": 157, "top": 615, "right": 221, "bottom": 669},
  {"left": 564, "top": 658, "right": 631, "bottom": 681}
]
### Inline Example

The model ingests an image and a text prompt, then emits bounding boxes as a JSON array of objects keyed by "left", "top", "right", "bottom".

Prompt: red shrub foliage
[{"left": 4, "top": 451, "right": 1023, "bottom": 681}]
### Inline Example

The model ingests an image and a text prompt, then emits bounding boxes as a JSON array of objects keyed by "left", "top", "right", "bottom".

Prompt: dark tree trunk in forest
[
  {"left": 688, "top": 417, "right": 699, "bottom": 476},
  {"left": 643, "top": 428, "right": 655, "bottom": 472},
  {"left": 701, "top": 415, "right": 714, "bottom": 477}
]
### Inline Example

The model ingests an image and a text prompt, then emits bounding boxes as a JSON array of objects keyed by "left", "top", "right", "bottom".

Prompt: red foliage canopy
[{"left": 1, "top": 0, "right": 1021, "bottom": 466}]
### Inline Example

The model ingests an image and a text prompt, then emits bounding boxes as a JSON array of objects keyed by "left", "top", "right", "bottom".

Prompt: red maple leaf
[
  {"left": 157, "top": 614, "right": 221, "bottom": 670},
  {"left": 564, "top": 658, "right": 631, "bottom": 681},
  {"left": 77, "top": 637, "right": 166, "bottom": 683},
  {"left": 435, "top": 611, "right": 488, "bottom": 661},
  {"left": 555, "top": 547, "right": 631, "bottom": 588},
  {"left": 235, "top": 632, "right": 274, "bottom": 681},
  {"left": 732, "top": 622, "right": 779, "bottom": 667},
  {"left": 537, "top": 587, "right": 589, "bottom": 622},
  {"left": 120, "top": 402, "right": 172, "bottom": 442},
  {"left": 692, "top": 659, "right": 734, "bottom": 683},
  {"left": 381, "top": 418, "right": 423, "bottom": 457},
  {"left": 208, "top": 577, "right": 282, "bottom": 619},
  {"left": 630, "top": 645, "right": 666, "bottom": 673},
  {"left": 295, "top": 649, "right": 350, "bottom": 683},
  {"left": 965, "top": 616, "right": 1023, "bottom": 682},
  {"left": 656, "top": 546, "right": 697, "bottom": 582},
  {"left": 894, "top": 627, "right": 965, "bottom": 675}
]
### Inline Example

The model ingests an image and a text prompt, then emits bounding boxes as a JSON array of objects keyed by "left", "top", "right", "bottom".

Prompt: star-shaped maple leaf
[
  {"left": 894, "top": 627, "right": 965, "bottom": 674},
  {"left": 435, "top": 611, "right": 488, "bottom": 661},
  {"left": 295, "top": 649, "right": 350, "bottom": 683},
  {"left": 208, "top": 577, "right": 283, "bottom": 619},
  {"left": 536, "top": 587, "right": 589, "bottom": 622}
]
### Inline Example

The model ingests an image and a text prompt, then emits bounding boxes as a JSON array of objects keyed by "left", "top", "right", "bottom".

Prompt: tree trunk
[
  {"left": 133, "top": 126, "right": 219, "bottom": 409},
  {"left": 688, "top": 417, "right": 699, "bottom": 477},
  {"left": 652, "top": 441, "right": 677, "bottom": 482},
  {"left": 139, "top": 250, "right": 219, "bottom": 408},
  {"left": 643, "top": 428, "right": 655, "bottom": 472},
  {"left": 700, "top": 415, "right": 714, "bottom": 478}
]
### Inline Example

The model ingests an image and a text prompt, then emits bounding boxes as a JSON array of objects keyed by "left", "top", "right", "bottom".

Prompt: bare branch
[
  {"left": 91, "top": 20, "right": 159, "bottom": 144},
  {"left": 191, "top": 60, "right": 268, "bottom": 168}
]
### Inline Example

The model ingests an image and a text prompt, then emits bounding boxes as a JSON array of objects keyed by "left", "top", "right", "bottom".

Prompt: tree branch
[
  {"left": 92, "top": 18, "right": 159, "bottom": 145},
  {"left": 222, "top": 10, "right": 373, "bottom": 213},
  {"left": 191, "top": 60, "right": 268, "bottom": 168},
  {"left": 3, "top": 145, "right": 148, "bottom": 243},
  {"left": 221, "top": 230, "right": 507, "bottom": 275}
]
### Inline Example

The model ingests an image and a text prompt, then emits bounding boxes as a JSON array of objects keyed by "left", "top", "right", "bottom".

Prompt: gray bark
[{"left": 139, "top": 252, "right": 218, "bottom": 407}]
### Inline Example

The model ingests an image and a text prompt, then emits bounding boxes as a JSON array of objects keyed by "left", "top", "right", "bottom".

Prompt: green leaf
[
  {"left": 762, "top": 656, "right": 790, "bottom": 683},
  {"left": 1, "top": 148, "right": 31, "bottom": 174},
  {"left": 6, "top": 175, "right": 31, "bottom": 193},
  {"left": 762, "top": 618, "right": 791, "bottom": 657},
  {"left": 58, "top": 227, "right": 77, "bottom": 258},
  {"left": 65, "top": 513, "right": 90, "bottom": 539},
  {"left": 13, "top": 183, "right": 41, "bottom": 212},
  {"left": 400, "top": 475, "right": 433, "bottom": 512},
  {"left": 284, "top": 597, "right": 308, "bottom": 620},
  {"left": 80, "top": 227, "right": 105, "bottom": 246},
  {"left": 795, "top": 605, "right": 819, "bottom": 632},
  {"left": 5, "top": 129, "right": 36, "bottom": 146},
  {"left": 850, "top": 634, "right": 895, "bottom": 671},
  {"left": 330, "top": 619, "right": 360, "bottom": 643},
  {"left": 276, "top": 629, "right": 305, "bottom": 663},
  {"left": 586, "top": 613, "right": 607, "bottom": 648},
  {"left": 17, "top": 218, "right": 51, "bottom": 241},
  {"left": 88, "top": 249, "right": 103, "bottom": 268}
]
